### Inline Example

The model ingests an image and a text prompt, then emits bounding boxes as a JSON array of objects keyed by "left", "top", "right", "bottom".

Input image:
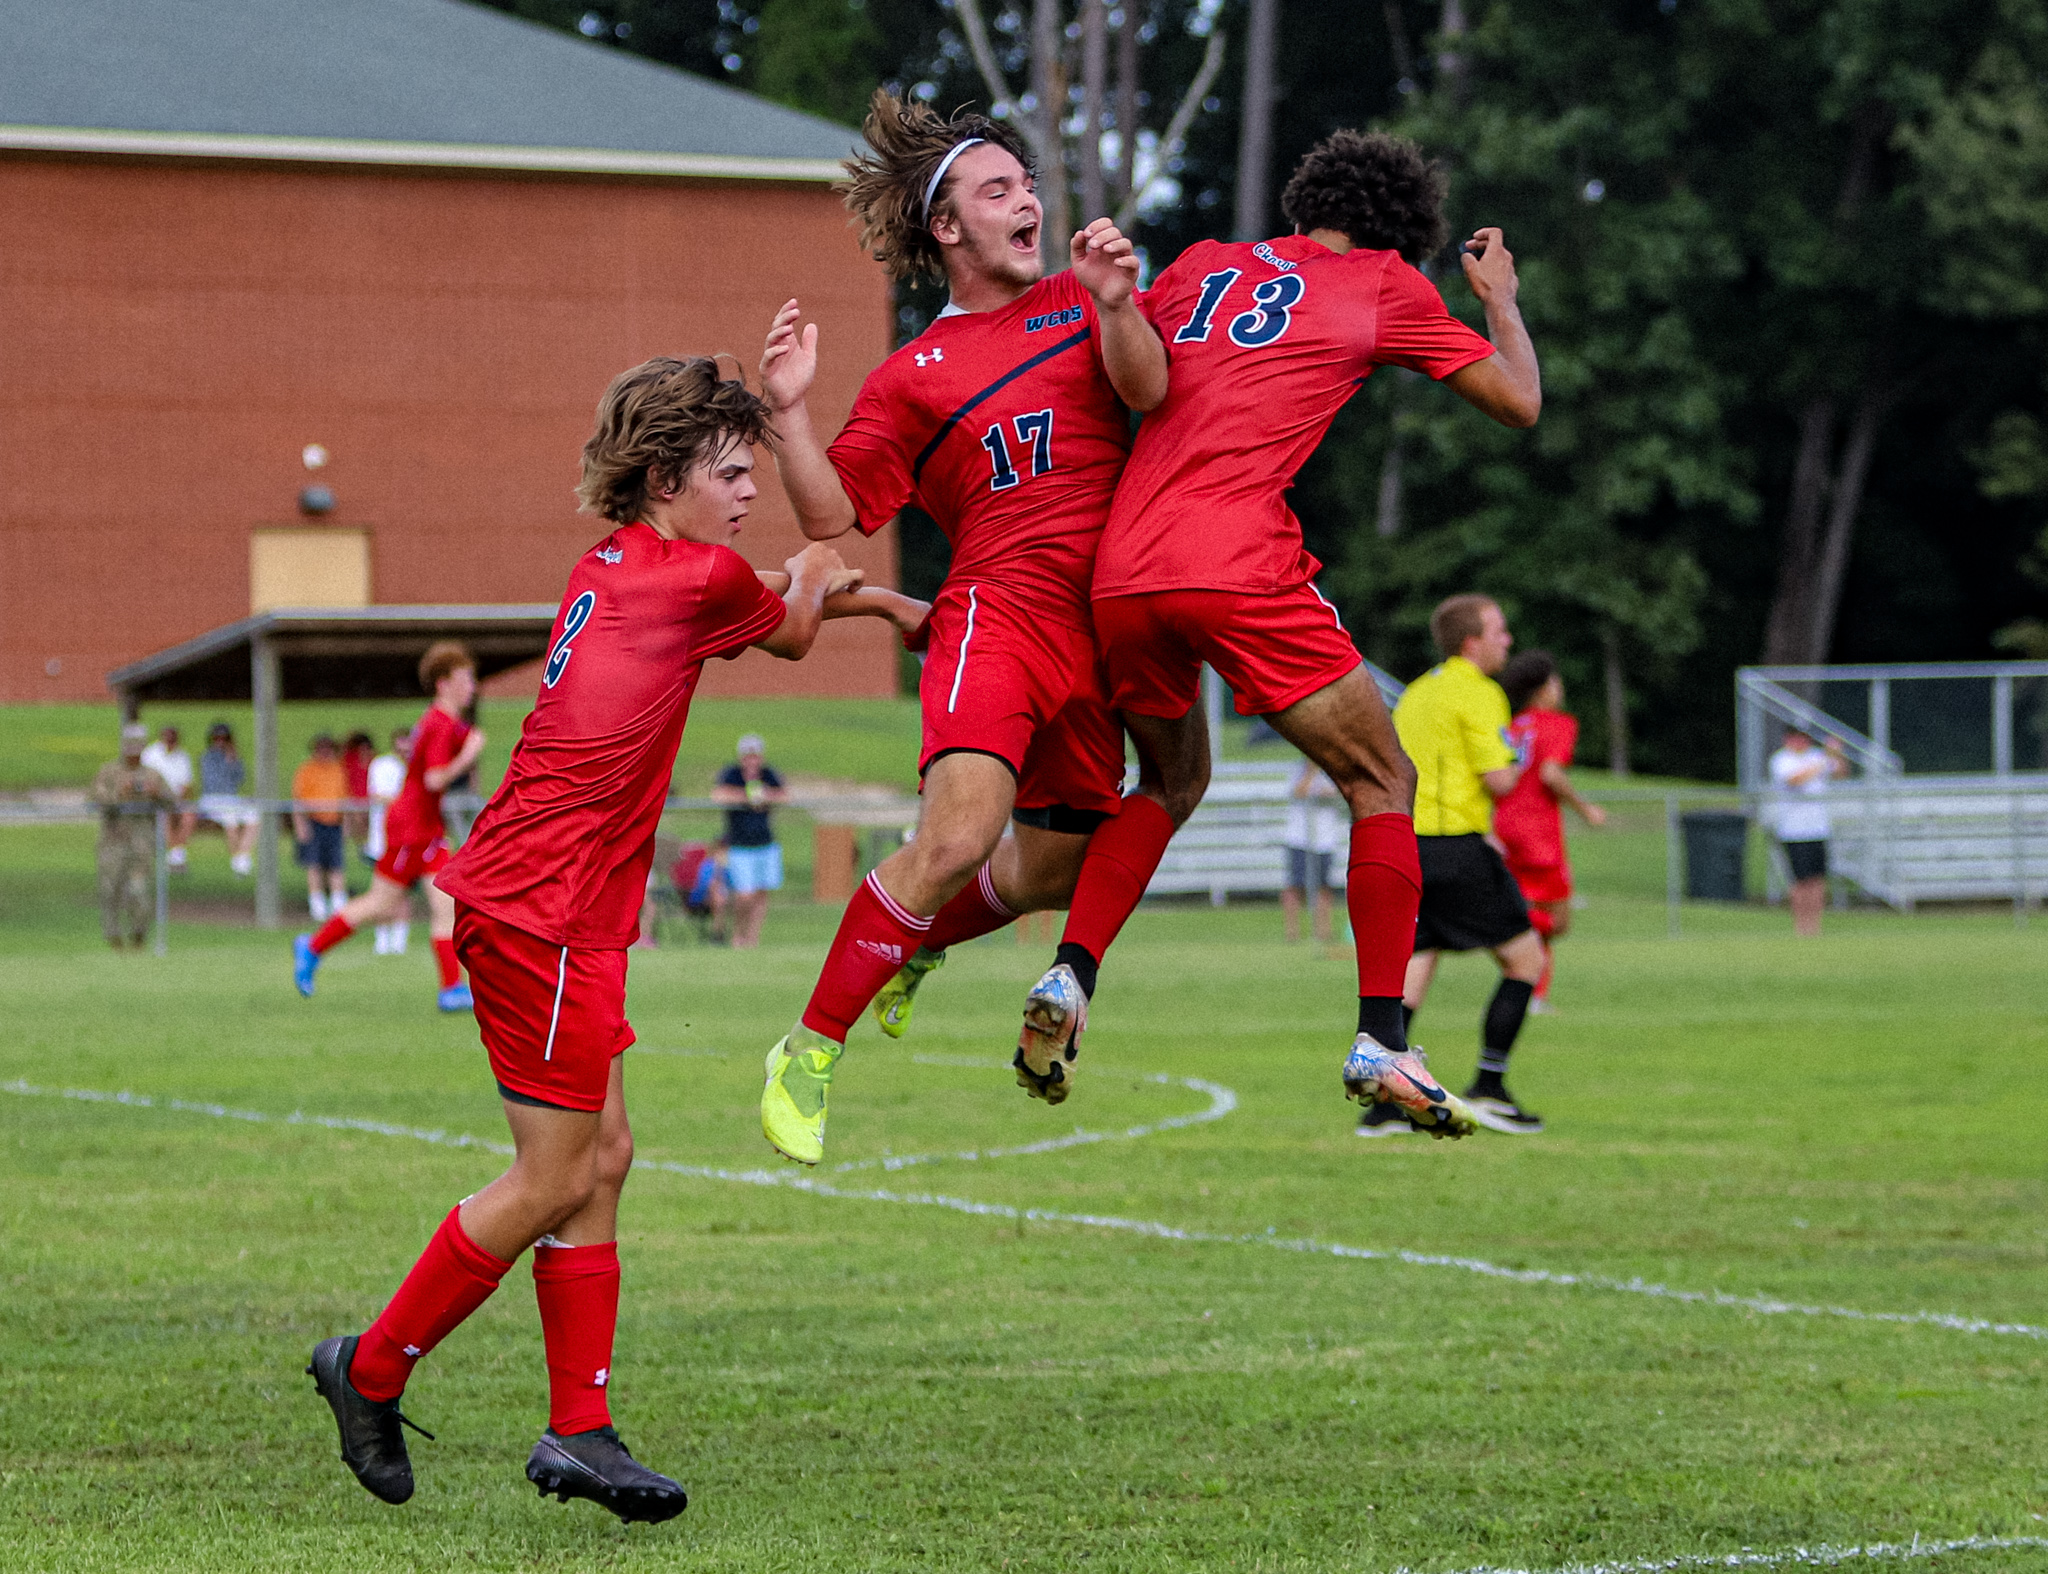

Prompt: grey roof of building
[{"left": 0, "top": 0, "right": 861, "bottom": 173}]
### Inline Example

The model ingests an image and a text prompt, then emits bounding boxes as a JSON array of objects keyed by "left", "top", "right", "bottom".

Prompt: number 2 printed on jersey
[
  {"left": 543, "top": 590, "right": 595, "bottom": 688},
  {"left": 981, "top": 407, "right": 1056, "bottom": 492},
  {"left": 1173, "top": 268, "right": 1307, "bottom": 348}
]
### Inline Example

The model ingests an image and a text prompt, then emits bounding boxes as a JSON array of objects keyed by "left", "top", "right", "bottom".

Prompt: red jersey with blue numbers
[
  {"left": 828, "top": 270, "right": 1132, "bottom": 626},
  {"left": 1094, "top": 236, "right": 1496, "bottom": 598},
  {"left": 438, "top": 522, "right": 786, "bottom": 948},
  {"left": 381, "top": 703, "right": 470, "bottom": 849}
]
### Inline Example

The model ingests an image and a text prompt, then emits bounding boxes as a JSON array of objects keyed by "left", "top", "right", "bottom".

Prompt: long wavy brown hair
[
  {"left": 838, "top": 89, "right": 1037, "bottom": 283},
  {"left": 576, "top": 356, "right": 772, "bottom": 524}
]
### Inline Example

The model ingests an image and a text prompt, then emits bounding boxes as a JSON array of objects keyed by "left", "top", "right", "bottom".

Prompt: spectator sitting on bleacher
[
  {"left": 139, "top": 724, "right": 197, "bottom": 872},
  {"left": 198, "top": 721, "right": 258, "bottom": 877}
]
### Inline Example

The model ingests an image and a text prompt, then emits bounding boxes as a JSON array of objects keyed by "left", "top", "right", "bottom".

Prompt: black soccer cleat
[
  {"left": 1462, "top": 1082, "right": 1547, "bottom": 1134},
  {"left": 306, "top": 1334, "right": 434, "bottom": 1505},
  {"left": 526, "top": 1426, "right": 687, "bottom": 1524}
]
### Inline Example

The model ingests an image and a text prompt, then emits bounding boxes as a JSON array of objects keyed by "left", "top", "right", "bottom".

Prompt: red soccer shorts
[
  {"left": 1508, "top": 858, "right": 1574, "bottom": 906},
  {"left": 453, "top": 905, "right": 634, "bottom": 1113},
  {"left": 375, "top": 837, "right": 451, "bottom": 887},
  {"left": 1093, "top": 582, "right": 1363, "bottom": 719},
  {"left": 918, "top": 582, "right": 1125, "bottom": 817}
]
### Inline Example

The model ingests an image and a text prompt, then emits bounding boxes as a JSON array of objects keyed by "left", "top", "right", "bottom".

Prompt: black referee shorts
[{"left": 1414, "top": 833, "right": 1533, "bottom": 953}]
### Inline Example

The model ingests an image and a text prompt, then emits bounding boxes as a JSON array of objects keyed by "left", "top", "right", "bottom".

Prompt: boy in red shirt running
[
  {"left": 307, "top": 356, "right": 921, "bottom": 1521},
  {"left": 753, "top": 90, "right": 1194, "bottom": 1165},
  {"left": 1495, "top": 650, "right": 1606, "bottom": 1008},
  {"left": 1088, "top": 130, "right": 1544, "bottom": 1136},
  {"left": 293, "top": 641, "right": 488, "bottom": 1011}
]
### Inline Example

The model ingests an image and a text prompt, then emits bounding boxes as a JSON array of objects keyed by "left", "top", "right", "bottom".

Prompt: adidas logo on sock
[{"left": 856, "top": 939, "right": 904, "bottom": 965}]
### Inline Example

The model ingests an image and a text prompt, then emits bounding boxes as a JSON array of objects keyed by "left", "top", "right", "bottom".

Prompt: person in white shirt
[
  {"left": 364, "top": 727, "right": 413, "bottom": 954},
  {"left": 1281, "top": 759, "right": 1346, "bottom": 944},
  {"left": 138, "top": 725, "right": 197, "bottom": 870},
  {"left": 1767, "top": 726, "right": 1848, "bottom": 936}
]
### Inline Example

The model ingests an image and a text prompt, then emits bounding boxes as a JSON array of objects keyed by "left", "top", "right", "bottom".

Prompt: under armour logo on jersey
[
  {"left": 594, "top": 1367, "right": 610, "bottom": 1387},
  {"left": 914, "top": 347, "right": 945, "bottom": 367},
  {"left": 856, "top": 938, "right": 905, "bottom": 965},
  {"left": 403, "top": 1344, "right": 422, "bottom": 1357},
  {"left": 594, "top": 545, "right": 623, "bottom": 564}
]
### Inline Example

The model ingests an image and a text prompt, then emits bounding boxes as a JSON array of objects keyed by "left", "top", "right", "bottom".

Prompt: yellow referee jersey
[{"left": 1393, "top": 655, "right": 1517, "bottom": 837}]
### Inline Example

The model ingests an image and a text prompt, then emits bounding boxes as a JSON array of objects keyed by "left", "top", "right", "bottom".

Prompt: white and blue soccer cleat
[
  {"left": 1341, "top": 1035, "right": 1476, "bottom": 1139},
  {"left": 1014, "top": 962, "right": 1087, "bottom": 1105}
]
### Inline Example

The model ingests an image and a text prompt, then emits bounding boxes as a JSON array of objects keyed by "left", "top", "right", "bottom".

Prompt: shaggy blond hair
[
  {"left": 838, "top": 89, "right": 1037, "bottom": 282},
  {"left": 576, "top": 357, "right": 773, "bottom": 524}
]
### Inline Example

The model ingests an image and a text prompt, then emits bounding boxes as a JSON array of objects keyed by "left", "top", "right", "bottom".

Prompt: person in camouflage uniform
[{"left": 91, "top": 722, "right": 178, "bottom": 948}]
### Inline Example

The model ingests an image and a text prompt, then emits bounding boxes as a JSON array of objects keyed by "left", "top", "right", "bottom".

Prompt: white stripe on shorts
[
  {"left": 1309, "top": 581, "right": 1344, "bottom": 629},
  {"left": 542, "top": 946, "right": 568, "bottom": 1062},
  {"left": 946, "top": 585, "right": 979, "bottom": 715}
]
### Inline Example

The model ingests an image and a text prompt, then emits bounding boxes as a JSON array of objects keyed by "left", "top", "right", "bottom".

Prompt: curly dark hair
[
  {"left": 1279, "top": 130, "right": 1449, "bottom": 264},
  {"left": 576, "top": 356, "right": 773, "bottom": 524},
  {"left": 838, "top": 88, "right": 1038, "bottom": 282}
]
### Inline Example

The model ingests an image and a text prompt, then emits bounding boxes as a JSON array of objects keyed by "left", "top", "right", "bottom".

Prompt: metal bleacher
[
  {"left": 1144, "top": 662, "right": 1407, "bottom": 904},
  {"left": 1738, "top": 662, "right": 2048, "bottom": 910}
]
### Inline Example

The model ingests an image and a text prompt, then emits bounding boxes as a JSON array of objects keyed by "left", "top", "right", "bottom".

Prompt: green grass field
[{"left": 2, "top": 804, "right": 2045, "bottom": 1573}]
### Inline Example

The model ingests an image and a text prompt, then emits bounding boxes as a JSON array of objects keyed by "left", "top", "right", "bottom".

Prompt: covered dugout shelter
[{"left": 108, "top": 606, "right": 556, "bottom": 928}]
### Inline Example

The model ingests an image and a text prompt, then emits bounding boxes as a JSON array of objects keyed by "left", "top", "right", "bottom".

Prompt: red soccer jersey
[
  {"left": 828, "top": 270, "right": 1132, "bottom": 624},
  {"left": 382, "top": 704, "right": 470, "bottom": 850},
  {"left": 1494, "top": 708, "right": 1579, "bottom": 869},
  {"left": 438, "top": 522, "right": 787, "bottom": 948},
  {"left": 1094, "top": 235, "right": 1496, "bottom": 597}
]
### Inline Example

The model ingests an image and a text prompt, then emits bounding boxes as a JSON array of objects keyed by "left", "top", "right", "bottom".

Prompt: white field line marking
[
  {"left": 839, "top": 1062, "right": 1236, "bottom": 1173},
  {"left": 5, "top": 1077, "right": 2044, "bottom": 1342},
  {"left": 1413, "top": 1532, "right": 2048, "bottom": 1574}
]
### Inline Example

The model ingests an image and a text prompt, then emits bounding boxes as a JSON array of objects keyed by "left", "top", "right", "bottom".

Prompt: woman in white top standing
[
  {"left": 364, "top": 727, "right": 413, "bottom": 954},
  {"left": 1281, "top": 759, "right": 1346, "bottom": 944},
  {"left": 1768, "top": 725, "right": 1848, "bottom": 937}
]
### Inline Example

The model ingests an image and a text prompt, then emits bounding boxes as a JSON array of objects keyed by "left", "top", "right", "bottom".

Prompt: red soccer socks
[
  {"left": 432, "top": 937, "right": 462, "bottom": 990},
  {"left": 1060, "top": 794, "right": 1175, "bottom": 965},
  {"left": 922, "top": 863, "right": 1017, "bottom": 952},
  {"left": 1346, "top": 813, "right": 1422, "bottom": 999},
  {"left": 800, "top": 871, "right": 934, "bottom": 1041},
  {"left": 532, "top": 1239, "right": 619, "bottom": 1435},
  {"left": 309, "top": 913, "right": 355, "bottom": 955},
  {"left": 350, "top": 1206, "right": 513, "bottom": 1403}
]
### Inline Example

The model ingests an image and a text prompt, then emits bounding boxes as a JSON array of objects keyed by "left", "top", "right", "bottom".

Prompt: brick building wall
[{"left": 0, "top": 154, "right": 897, "bottom": 703}]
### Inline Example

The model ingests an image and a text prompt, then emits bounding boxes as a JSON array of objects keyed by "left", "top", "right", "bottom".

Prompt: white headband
[{"left": 922, "top": 138, "right": 986, "bottom": 226}]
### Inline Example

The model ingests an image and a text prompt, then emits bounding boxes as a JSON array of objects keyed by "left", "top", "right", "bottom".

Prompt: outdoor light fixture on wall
[{"left": 299, "top": 443, "right": 334, "bottom": 515}]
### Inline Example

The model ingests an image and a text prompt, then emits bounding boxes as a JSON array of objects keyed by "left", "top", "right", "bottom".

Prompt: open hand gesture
[
  {"left": 1459, "top": 228, "right": 1520, "bottom": 309},
  {"left": 760, "top": 299, "right": 819, "bottom": 413}
]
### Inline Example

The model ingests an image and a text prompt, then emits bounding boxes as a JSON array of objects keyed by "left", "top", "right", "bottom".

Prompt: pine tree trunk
[
  {"left": 1603, "top": 627, "right": 1631, "bottom": 777},
  {"left": 1234, "top": 0, "right": 1278, "bottom": 240},
  {"left": 1803, "top": 379, "right": 1892, "bottom": 665},
  {"left": 1078, "top": 0, "right": 1108, "bottom": 223}
]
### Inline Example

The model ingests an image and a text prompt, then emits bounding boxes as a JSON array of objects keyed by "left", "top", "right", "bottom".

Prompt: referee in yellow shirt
[{"left": 1370, "top": 593, "right": 1547, "bottom": 1136}]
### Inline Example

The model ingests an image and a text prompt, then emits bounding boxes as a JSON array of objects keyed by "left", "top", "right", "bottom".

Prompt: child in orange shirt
[{"left": 292, "top": 734, "right": 351, "bottom": 921}]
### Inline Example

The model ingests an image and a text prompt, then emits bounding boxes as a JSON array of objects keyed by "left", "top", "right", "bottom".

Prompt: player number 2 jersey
[
  {"left": 438, "top": 523, "right": 786, "bottom": 949},
  {"left": 1094, "top": 235, "right": 1496, "bottom": 598},
  {"left": 828, "top": 271, "right": 1132, "bottom": 625}
]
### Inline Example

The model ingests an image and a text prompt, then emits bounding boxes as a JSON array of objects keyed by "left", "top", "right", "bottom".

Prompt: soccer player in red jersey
[
  {"left": 292, "top": 640, "right": 488, "bottom": 1011},
  {"left": 307, "top": 356, "right": 923, "bottom": 1520},
  {"left": 752, "top": 91, "right": 1196, "bottom": 1165},
  {"left": 1087, "top": 130, "right": 1544, "bottom": 1137},
  {"left": 1495, "top": 650, "right": 1606, "bottom": 1009}
]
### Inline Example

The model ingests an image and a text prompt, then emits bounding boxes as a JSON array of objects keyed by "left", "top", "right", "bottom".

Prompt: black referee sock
[
  {"left": 1054, "top": 941, "right": 1100, "bottom": 999},
  {"left": 1356, "top": 996, "right": 1408, "bottom": 1055},
  {"left": 1477, "top": 978, "right": 1535, "bottom": 1078}
]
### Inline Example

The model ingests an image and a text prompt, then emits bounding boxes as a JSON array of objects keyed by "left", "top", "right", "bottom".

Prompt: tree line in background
[{"left": 487, "top": 0, "right": 2048, "bottom": 779}]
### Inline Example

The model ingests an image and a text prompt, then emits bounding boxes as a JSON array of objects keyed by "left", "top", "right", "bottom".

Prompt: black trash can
[{"left": 1681, "top": 811, "right": 1749, "bottom": 902}]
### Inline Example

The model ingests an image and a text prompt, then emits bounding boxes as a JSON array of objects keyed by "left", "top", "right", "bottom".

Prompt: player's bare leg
[
  {"left": 1267, "top": 668, "right": 1474, "bottom": 1138},
  {"left": 765, "top": 752, "right": 1017, "bottom": 1163}
]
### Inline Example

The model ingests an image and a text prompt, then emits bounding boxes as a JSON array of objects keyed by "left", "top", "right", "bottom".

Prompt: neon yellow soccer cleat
[
  {"left": 761, "top": 1026, "right": 844, "bottom": 1166},
  {"left": 871, "top": 947, "right": 946, "bottom": 1040}
]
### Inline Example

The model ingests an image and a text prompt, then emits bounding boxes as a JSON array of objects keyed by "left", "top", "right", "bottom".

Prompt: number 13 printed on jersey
[{"left": 1172, "top": 269, "right": 1307, "bottom": 348}]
